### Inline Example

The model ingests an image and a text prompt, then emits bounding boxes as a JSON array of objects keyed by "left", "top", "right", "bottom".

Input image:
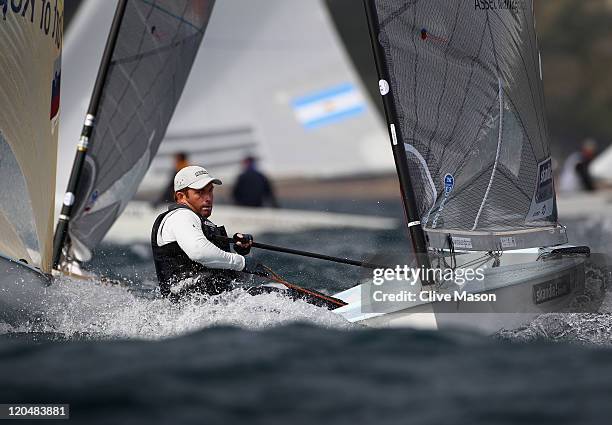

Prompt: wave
[{"left": 0, "top": 275, "right": 354, "bottom": 339}]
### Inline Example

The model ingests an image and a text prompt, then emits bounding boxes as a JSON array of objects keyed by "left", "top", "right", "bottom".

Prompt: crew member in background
[
  {"left": 232, "top": 156, "right": 279, "bottom": 208},
  {"left": 559, "top": 138, "right": 598, "bottom": 192},
  {"left": 155, "top": 152, "right": 190, "bottom": 206},
  {"left": 151, "top": 165, "right": 258, "bottom": 300}
]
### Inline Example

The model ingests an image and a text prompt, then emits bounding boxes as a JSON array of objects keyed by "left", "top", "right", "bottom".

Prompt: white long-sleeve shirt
[{"left": 156, "top": 208, "right": 245, "bottom": 271}]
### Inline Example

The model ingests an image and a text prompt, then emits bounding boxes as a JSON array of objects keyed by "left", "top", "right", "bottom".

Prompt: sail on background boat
[
  {"left": 0, "top": 0, "right": 64, "bottom": 271},
  {"left": 370, "top": 0, "right": 567, "bottom": 251},
  {"left": 63, "top": 0, "right": 215, "bottom": 262}
]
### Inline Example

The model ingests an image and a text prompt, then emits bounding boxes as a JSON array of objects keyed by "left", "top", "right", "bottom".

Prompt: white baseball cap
[{"left": 174, "top": 166, "right": 222, "bottom": 191}]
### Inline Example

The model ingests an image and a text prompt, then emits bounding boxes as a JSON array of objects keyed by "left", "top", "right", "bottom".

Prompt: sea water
[{"left": 1, "top": 201, "right": 612, "bottom": 424}]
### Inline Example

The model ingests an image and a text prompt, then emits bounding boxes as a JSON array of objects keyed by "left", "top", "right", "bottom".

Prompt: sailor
[
  {"left": 232, "top": 155, "right": 279, "bottom": 208},
  {"left": 151, "top": 165, "right": 257, "bottom": 300}
]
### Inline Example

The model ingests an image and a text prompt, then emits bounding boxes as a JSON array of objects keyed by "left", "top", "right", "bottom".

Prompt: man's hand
[{"left": 233, "top": 233, "right": 253, "bottom": 255}]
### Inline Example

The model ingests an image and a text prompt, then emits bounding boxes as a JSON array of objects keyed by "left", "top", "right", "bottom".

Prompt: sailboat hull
[
  {"left": 0, "top": 254, "right": 52, "bottom": 326},
  {"left": 333, "top": 249, "right": 607, "bottom": 334}
]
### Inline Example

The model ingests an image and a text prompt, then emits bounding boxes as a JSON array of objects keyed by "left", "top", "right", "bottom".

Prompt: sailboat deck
[{"left": 425, "top": 225, "right": 568, "bottom": 251}]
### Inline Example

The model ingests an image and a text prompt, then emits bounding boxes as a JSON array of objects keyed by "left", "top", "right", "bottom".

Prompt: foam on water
[
  {"left": 2, "top": 276, "right": 354, "bottom": 339},
  {"left": 497, "top": 282, "right": 612, "bottom": 345},
  {"left": 26, "top": 261, "right": 609, "bottom": 344},
  {"left": 497, "top": 231, "right": 612, "bottom": 345},
  {"left": 497, "top": 313, "right": 612, "bottom": 345}
]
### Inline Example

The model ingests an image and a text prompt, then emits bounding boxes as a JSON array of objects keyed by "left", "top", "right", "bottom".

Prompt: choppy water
[{"left": 2, "top": 200, "right": 612, "bottom": 424}]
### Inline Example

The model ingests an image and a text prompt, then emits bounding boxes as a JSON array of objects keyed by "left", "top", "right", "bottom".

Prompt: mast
[
  {"left": 362, "top": 0, "right": 432, "bottom": 281},
  {"left": 52, "top": 0, "right": 129, "bottom": 269}
]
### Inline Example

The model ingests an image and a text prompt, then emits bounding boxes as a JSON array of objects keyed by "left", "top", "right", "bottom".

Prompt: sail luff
[{"left": 363, "top": 0, "right": 432, "bottom": 276}]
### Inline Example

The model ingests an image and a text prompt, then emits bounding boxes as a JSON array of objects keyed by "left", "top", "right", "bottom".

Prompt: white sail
[{"left": 0, "top": 0, "right": 63, "bottom": 272}]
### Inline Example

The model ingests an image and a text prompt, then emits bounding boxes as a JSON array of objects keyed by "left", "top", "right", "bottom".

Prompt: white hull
[{"left": 333, "top": 248, "right": 602, "bottom": 334}]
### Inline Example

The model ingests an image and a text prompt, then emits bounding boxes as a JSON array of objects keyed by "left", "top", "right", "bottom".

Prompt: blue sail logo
[{"left": 444, "top": 174, "right": 454, "bottom": 194}]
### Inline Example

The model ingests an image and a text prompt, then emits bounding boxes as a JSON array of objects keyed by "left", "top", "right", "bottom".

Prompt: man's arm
[{"left": 163, "top": 210, "right": 246, "bottom": 271}]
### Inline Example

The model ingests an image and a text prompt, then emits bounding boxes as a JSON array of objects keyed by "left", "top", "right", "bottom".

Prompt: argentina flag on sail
[{"left": 292, "top": 83, "right": 366, "bottom": 130}]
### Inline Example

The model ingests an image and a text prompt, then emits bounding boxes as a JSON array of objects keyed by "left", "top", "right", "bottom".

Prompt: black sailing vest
[{"left": 151, "top": 204, "right": 239, "bottom": 299}]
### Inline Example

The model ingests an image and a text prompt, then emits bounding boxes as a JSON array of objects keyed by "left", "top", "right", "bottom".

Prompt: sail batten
[
  {"left": 371, "top": 0, "right": 565, "bottom": 251},
  {"left": 66, "top": 0, "right": 215, "bottom": 261}
]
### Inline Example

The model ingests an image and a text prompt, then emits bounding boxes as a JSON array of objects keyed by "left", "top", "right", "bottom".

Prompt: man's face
[{"left": 178, "top": 184, "right": 214, "bottom": 217}]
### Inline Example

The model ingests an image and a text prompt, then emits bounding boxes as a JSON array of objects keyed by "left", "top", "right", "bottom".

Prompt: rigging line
[
  {"left": 472, "top": 77, "right": 504, "bottom": 231},
  {"left": 448, "top": 235, "right": 456, "bottom": 269},
  {"left": 458, "top": 254, "right": 493, "bottom": 269}
]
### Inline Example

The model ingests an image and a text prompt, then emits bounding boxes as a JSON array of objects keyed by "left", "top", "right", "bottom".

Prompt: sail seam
[{"left": 472, "top": 78, "right": 503, "bottom": 231}]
